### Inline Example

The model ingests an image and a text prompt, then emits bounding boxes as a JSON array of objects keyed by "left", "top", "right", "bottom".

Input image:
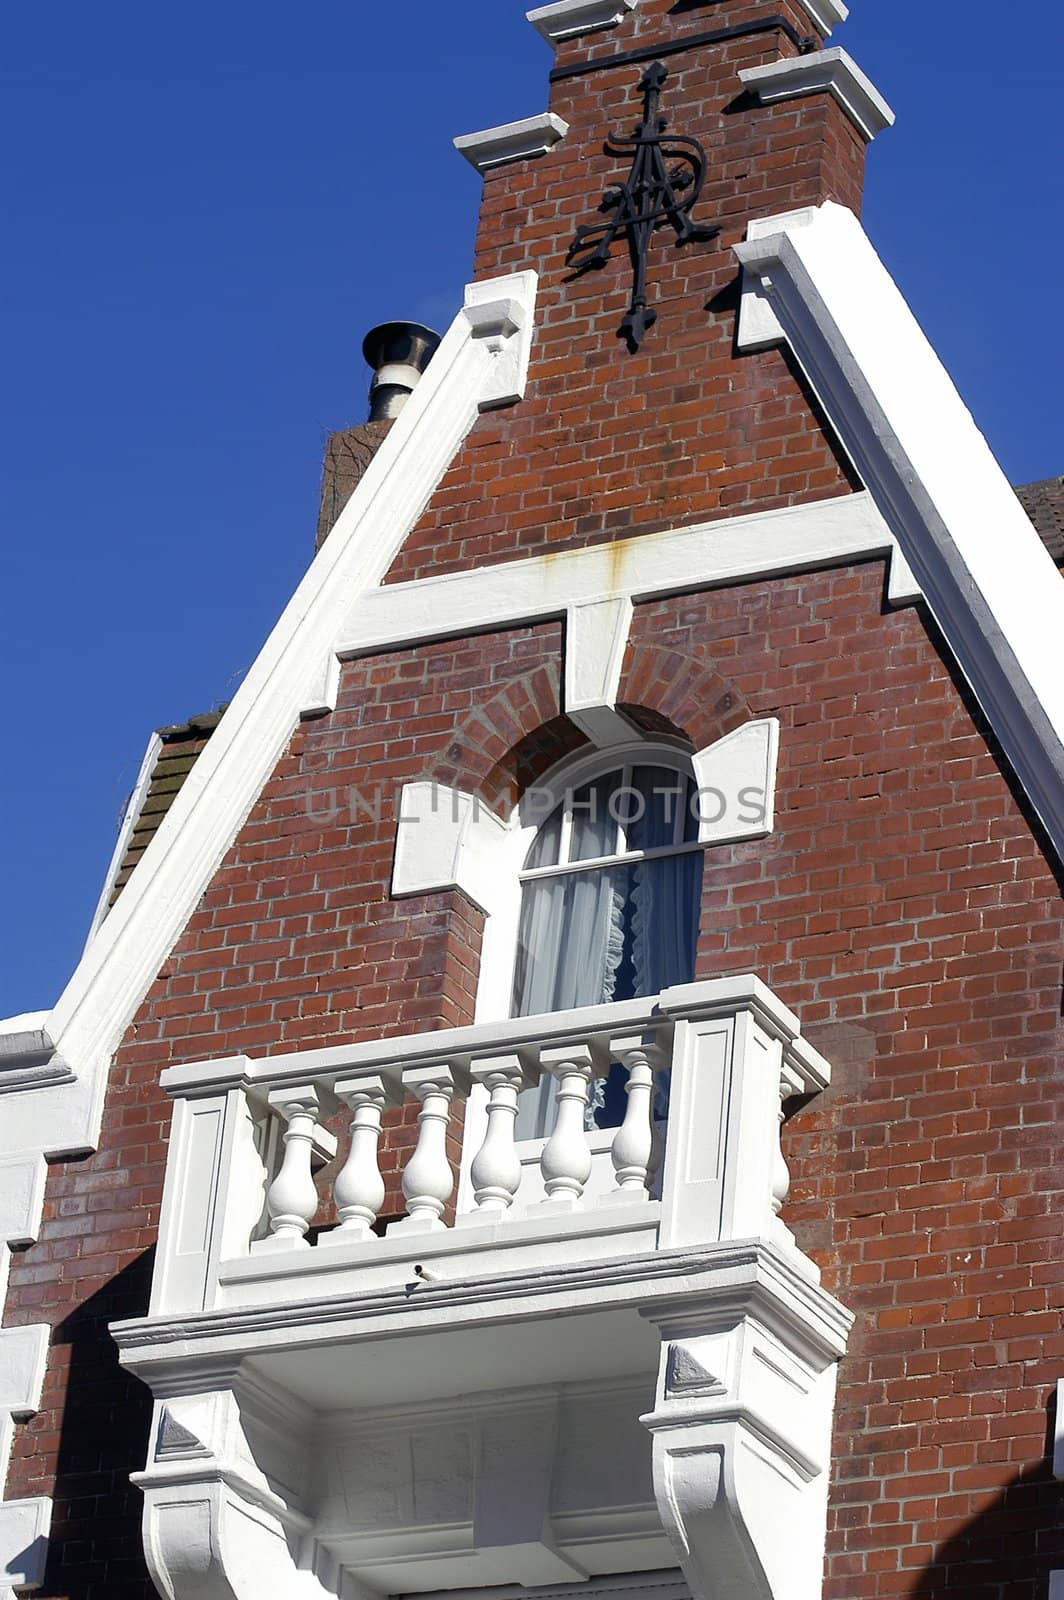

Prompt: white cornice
[
  {"left": 739, "top": 47, "right": 894, "bottom": 142},
  {"left": 527, "top": 0, "right": 639, "bottom": 44},
  {"left": 798, "top": 0, "right": 848, "bottom": 34},
  {"left": 336, "top": 492, "right": 917, "bottom": 659},
  {"left": 735, "top": 202, "right": 1064, "bottom": 866},
  {"left": 455, "top": 113, "right": 570, "bottom": 173}
]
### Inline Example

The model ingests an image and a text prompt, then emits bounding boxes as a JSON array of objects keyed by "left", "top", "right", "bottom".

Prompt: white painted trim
[
  {"left": 84, "top": 731, "right": 162, "bottom": 947},
  {"left": 1054, "top": 1377, "right": 1064, "bottom": 1479},
  {"left": 739, "top": 48, "right": 895, "bottom": 143},
  {"left": 392, "top": 784, "right": 509, "bottom": 914},
  {"left": 735, "top": 202, "right": 1064, "bottom": 865},
  {"left": 692, "top": 719, "right": 779, "bottom": 844},
  {"left": 0, "top": 1018, "right": 71, "bottom": 1097},
  {"left": 566, "top": 596, "right": 636, "bottom": 746},
  {"left": 455, "top": 113, "right": 570, "bottom": 173},
  {"left": 337, "top": 492, "right": 918, "bottom": 661},
  {"left": 0, "top": 1158, "right": 47, "bottom": 1254},
  {"left": 526, "top": 0, "right": 639, "bottom": 44},
  {"left": 796, "top": 0, "right": 848, "bottom": 36}
]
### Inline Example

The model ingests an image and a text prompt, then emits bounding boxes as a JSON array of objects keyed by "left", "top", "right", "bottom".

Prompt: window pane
[
  {"left": 682, "top": 774, "right": 700, "bottom": 842},
  {"left": 512, "top": 865, "right": 626, "bottom": 1017},
  {"left": 569, "top": 775, "right": 618, "bottom": 862},
  {"left": 524, "top": 805, "right": 562, "bottom": 869},
  {"left": 624, "top": 766, "right": 687, "bottom": 852}
]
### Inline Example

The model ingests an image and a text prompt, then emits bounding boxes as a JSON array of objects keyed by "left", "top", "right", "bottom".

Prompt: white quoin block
[{"left": 0, "top": 1495, "right": 52, "bottom": 1590}]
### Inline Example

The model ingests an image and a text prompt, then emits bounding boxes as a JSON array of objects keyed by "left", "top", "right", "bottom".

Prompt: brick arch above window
[{"left": 620, "top": 641, "right": 755, "bottom": 754}]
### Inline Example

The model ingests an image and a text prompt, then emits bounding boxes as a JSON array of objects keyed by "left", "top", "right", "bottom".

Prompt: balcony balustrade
[
  {"left": 114, "top": 976, "right": 853, "bottom": 1600},
  {"left": 147, "top": 976, "right": 830, "bottom": 1317}
]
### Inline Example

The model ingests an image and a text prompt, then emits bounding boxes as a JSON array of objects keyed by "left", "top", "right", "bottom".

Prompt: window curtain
[{"left": 510, "top": 766, "right": 704, "bottom": 1139}]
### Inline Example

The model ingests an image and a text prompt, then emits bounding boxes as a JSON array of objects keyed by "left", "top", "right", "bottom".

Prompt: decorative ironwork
[{"left": 567, "top": 61, "right": 720, "bottom": 350}]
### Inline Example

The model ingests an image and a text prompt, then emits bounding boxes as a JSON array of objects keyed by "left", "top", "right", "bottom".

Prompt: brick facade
[
  {"left": 390, "top": 0, "right": 863, "bottom": 583},
  {"left": 4, "top": 4, "right": 1063, "bottom": 1598}
]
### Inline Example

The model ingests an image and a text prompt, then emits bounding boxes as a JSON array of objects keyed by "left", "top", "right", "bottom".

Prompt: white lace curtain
[{"left": 511, "top": 765, "right": 703, "bottom": 1138}]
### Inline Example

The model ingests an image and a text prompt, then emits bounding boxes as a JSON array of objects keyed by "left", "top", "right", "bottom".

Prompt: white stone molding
[
  {"left": 739, "top": 48, "right": 895, "bottom": 143},
  {"left": 0, "top": 1017, "right": 71, "bottom": 1097},
  {"left": 691, "top": 718, "right": 779, "bottom": 845},
  {"left": 527, "top": 0, "right": 640, "bottom": 44},
  {"left": 391, "top": 783, "right": 509, "bottom": 913},
  {"left": 116, "top": 1237, "right": 850, "bottom": 1600},
  {"left": 463, "top": 277, "right": 540, "bottom": 411},
  {"left": 735, "top": 202, "right": 1064, "bottom": 866},
  {"left": 642, "top": 1259, "right": 849, "bottom": 1600},
  {"left": 0, "top": 1159, "right": 46, "bottom": 1259},
  {"left": 797, "top": 0, "right": 848, "bottom": 34},
  {"left": 338, "top": 492, "right": 921, "bottom": 666},
  {"left": 1054, "top": 1377, "right": 1064, "bottom": 1478},
  {"left": 0, "top": 1327, "right": 48, "bottom": 1485},
  {"left": 133, "top": 1385, "right": 332, "bottom": 1600},
  {"left": 565, "top": 596, "right": 636, "bottom": 746},
  {"left": 455, "top": 113, "right": 570, "bottom": 173}
]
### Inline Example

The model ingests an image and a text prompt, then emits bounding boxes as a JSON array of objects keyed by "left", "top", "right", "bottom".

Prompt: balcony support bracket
[{"left": 641, "top": 1254, "right": 850, "bottom": 1600}]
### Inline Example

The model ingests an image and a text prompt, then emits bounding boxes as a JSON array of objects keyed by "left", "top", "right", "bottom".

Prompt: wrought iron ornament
[{"left": 567, "top": 61, "right": 720, "bottom": 351}]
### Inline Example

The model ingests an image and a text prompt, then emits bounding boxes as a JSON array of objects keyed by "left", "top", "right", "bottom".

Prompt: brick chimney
[{"left": 316, "top": 320, "right": 440, "bottom": 550}]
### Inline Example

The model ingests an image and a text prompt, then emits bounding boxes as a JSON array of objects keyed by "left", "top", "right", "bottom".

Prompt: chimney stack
[{"left": 316, "top": 319, "right": 441, "bottom": 551}]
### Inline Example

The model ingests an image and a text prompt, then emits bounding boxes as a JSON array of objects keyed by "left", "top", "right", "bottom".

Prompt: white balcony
[{"left": 113, "top": 977, "right": 853, "bottom": 1600}]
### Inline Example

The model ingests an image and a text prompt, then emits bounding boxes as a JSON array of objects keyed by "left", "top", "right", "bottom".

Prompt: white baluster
[
  {"left": 771, "top": 1064, "right": 804, "bottom": 1248},
  {"left": 391, "top": 1065, "right": 460, "bottom": 1234},
  {"left": 263, "top": 1086, "right": 325, "bottom": 1250},
  {"left": 326, "top": 1074, "right": 399, "bottom": 1239},
  {"left": 606, "top": 1032, "right": 660, "bottom": 1201},
  {"left": 468, "top": 1055, "right": 525, "bottom": 1214},
  {"left": 539, "top": 1043, "right": 595, "bottom": 1208}
]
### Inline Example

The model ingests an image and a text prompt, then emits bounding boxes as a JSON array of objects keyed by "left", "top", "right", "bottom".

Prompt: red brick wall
[{"left": 389, "top": 2, "right": 864, "bottom": 583}]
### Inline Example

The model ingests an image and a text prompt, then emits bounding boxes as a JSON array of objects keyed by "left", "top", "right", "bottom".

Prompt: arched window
[{"left": 511, "top": 751, "right": 704, "bottom": 1135}]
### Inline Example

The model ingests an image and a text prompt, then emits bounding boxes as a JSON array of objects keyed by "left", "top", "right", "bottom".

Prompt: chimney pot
[{"left": 363, "top": 321, "right": 441, "bottom": 421}]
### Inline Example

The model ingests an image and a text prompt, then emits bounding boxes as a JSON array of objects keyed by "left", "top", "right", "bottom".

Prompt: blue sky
[{"left": 2, "top": 2, "right": 1062, "bottom": 1017}]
